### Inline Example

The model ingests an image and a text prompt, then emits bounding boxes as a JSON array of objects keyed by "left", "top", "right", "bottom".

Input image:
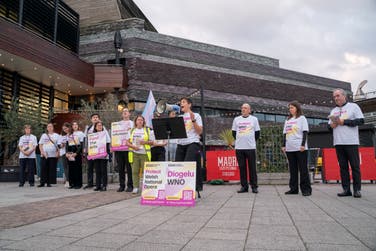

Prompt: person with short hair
[
  {"left": 38, "top": 123, "right": 59, "bottom": 187},
  {"left": 329, "top": 88, "right": 364, "bottom": 198},
  {"left": 175, "top": 97, "right": 203, "bottom": 191},
  {"left": 114, "top": 108, "right": 134, "bottom": 192},
  {"left": 282, "top": 101, "right": 311, "bottom": 196},
  {"left": 18, "top": 125, "right": 38, "bottom": 187},
  {"left": 232, "top": 103, "right": 260, "bottom": 193}
]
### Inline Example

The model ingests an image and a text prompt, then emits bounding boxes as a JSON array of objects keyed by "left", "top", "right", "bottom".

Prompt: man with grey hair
[
  {"left": 329, "top": 88, "right": 364, "bottom": 198},
  {"left": 232, "top": 103, "right": 260, "bottom": 193}
]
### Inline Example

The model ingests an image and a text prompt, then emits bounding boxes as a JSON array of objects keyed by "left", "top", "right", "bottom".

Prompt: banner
[
  {"left": 111, "top": 121, "right": 129, "bottom": 151},
  {"left": 206, "top": 150, "right": 240, "bottom": 181},
  {"left": 141, "top": 161, "right": 196, "bottom": 206},
  {"left": 142, "top": 90, "right": 156, "bottom": 128},
  {"left": 87, "top": 131, "right": 107, "bottom": 160}
]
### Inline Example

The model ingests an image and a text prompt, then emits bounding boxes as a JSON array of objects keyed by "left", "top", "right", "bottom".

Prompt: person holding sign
[
  {"left": 38, "top": 123, "right": 60, "bottom": 187},
  {"left": 18, "top": 124, "right": 38, "bottom": 187},
  {"left": 329, "top": 88, "right": 364, "bottom": 198},
  {"left": 282, "top": 101, "right": 311, "bottom": 196},
  {"left": 175, "top": 97, "right": 203, "bottom": 191},
  {"left": 113, "top": 108, "right": 134, "bottom": 192},
  {"left": 89, "top": 121, "right": 111, "bottom": 191},
  {"left": 127, "top": 115, "right": 155, "bottom": 194},
  {"left": 64, "top": 122, "right": 83, "bottom": 189},
  {"left": 232, "top": 103, "right": 260, "bottom": 193}
]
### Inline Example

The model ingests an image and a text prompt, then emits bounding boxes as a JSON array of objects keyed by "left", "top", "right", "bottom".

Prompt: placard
[
  {"left": 111, "top": 121, "right": 129, "bottom": 151},
  {"left": 141, "top": 162, "right": 196, "bottom": 206},
  {"left": 87, "top": 131, "right": 107, "bottom": 160}
]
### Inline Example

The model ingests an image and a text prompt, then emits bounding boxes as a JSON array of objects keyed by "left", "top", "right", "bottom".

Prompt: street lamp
[{"left": 114, "top": 31, "right": 123, "bottom": 65}]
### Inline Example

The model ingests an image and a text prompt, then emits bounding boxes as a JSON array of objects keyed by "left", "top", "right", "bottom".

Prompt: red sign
[
  {"left": 206, "top": 150, "right": 240, "bottom": 181},
  {"left": 322, "top": 147, "right": 376, "bottom": 182}
]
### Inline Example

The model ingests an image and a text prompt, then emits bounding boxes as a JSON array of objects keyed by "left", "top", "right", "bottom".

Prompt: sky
[{"left": 133, "top": 0, "right": 376, "bottom": 94}]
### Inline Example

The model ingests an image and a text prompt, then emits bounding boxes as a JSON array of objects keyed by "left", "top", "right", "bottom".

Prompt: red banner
[
  {"left": 206, "top": 150, "right": 240, "bottom": 181},
  {"left": 322, "top": 147, "right": 376, "bottom": 182}
]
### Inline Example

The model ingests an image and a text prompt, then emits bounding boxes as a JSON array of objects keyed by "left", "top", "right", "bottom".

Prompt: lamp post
[{"left": 114, "top": 31, "right": 123, "bottom": 65}]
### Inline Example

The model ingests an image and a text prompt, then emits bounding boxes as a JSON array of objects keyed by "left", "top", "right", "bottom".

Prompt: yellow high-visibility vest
[{"left": 128, "top": 127, "right": 151, "bottom": 163}]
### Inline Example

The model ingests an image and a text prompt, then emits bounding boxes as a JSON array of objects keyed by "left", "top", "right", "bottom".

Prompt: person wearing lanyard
[
  {"left": 175, "top": 97, "right": 203, "bottom": 192},
  {"left": 18, "top": 124, "right": 38, "bottom": 187}
]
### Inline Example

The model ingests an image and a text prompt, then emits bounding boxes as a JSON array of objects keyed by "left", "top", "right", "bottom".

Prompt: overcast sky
[{"left": 133, "top": 0, "right": 376, "bottom": 94}]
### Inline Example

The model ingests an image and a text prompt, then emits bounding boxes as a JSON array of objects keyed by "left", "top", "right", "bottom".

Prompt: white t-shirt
[
  {"left": 283, "top": 116, "right": 309, "bottom": 152},
  {"left": 58, "top": 135, "right": 67, "bottom": 156},
  {"left": 232, "top": 115, "right": 260, "bottom": 150},
  {"left": 39, "top": 133, "right": 60, "bottom": 158},
  {"left": 73, "top": 130, "right": 85, "bottom": 143},
  {"left": 128, "top": 127, "right": 155, "bottom": 154},
  {"left": 18, "top": 134, "right": 38, "bottom": 159},
  {"left": 329, "top": 102, "right": 364, "bottom": 145},
  {"left": 177, "top": 112, "right": 202, "bottom": 145}
]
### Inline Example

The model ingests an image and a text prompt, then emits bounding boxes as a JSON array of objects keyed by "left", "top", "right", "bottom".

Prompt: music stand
[{"left": 152, "top": 117, "right": 187, "bottom": 161}]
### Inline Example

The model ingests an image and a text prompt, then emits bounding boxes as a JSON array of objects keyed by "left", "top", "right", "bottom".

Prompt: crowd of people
[{"left": 18, "top": 89, "right": 365, "bottom": 198}]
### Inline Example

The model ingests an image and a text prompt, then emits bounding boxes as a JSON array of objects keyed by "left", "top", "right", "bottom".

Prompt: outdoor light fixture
[{"left": 114, "top": 31, "right": 123, "bottom": 65}]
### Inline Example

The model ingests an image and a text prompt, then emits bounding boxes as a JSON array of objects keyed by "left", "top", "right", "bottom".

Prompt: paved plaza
[{"left": 0, "top": 182, "right": 375, "bottom": 250}]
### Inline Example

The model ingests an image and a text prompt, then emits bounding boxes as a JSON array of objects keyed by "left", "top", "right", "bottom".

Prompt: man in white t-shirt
[
  {"left": 232, "top": 103, "right": 260, "bottom": 193},
  {"left": 329, "top": 88, "right": 364, "bottom": 198}
]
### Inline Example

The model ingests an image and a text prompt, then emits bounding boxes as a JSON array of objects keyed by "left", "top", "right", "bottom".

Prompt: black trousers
[
  {"left": 236, "top": 149, "right": 258, "bottom": 189},
  {"left": 68, "top": 154, "right": 83, "bottom": 188},
  {"left": 115, "top": 151, "right": 133, "bottom": 189},
  {"left": 286, "top": 151, "right": 311, "bottom": 193},
  {"left": 175, "top": 143, "right": 202, "bottom": 191},
  {"left": 94, "top": 159, "right": 108, "bottom": 189},
  {"left": 87, "top": 159, "right": 94, "bottom": 186},
  {"left": 335, "top": 145, "right": 361, "bottom": 192},
  {"left": 19, "top": 158, "right": 35, "bottom": 185},
  {"left": 151, "top": 146, "right": 166, "bottom": 161},
  {"left": 40, "top": 157, "right": 57, "bottom": 185}
]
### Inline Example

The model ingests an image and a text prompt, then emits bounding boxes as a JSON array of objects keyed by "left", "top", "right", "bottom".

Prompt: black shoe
[
  {"left": 101, "top": 187, "right": 107, "bottom": 192},
  {"left": 285, "top": 190, "right": 298, "bottom": 195},
  {"left": 237, "top": 187, "right": 248, "bottom": 193},
  {"left": 117, "top": 187, "right": 125, "bottom": 192},
  {"left": 83, "top": 185, "right": 93, "bottom": 189},
  {"left": 337, "top": 191, "right": 352, "bottom": 197},
  {"left": 125, "top": 187, "right": 133, "bottom": 192},
  {"left": 74, "top": 186, "right": 82, "bottom": 189},
  {"left": 353, "top": 191, "right": 361, "bottom": 198},
  {"left": 252, "top": 188, "right": 258, "bottom": 194},
  {"left": 68, "top": 186, "right": 74, "bottom": 189},
  {"left": 302, "top": 192, "right": 311, "bottom": 196},
  {"left": 19, "top": 183, "right": 24, "bottom": 187},
  {"left": 46, "top": 184, "right": 51, "bottom": 187},
  {"left": 93, "top": 187, "right": 101, "bottom": 191},
  {"left": 30, "top": 183, "right": 34, "bottom": 187},
  {"left": 37, "top": 184, "right": 45, "bottom": 187}
]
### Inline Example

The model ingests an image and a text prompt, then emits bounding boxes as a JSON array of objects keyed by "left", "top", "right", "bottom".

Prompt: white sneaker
[
  {"left": 132, "top": 188, "right": 138, "bottom": 194},
  {"left": 64, "top": 182, "right": 69, "bottom": 188}
]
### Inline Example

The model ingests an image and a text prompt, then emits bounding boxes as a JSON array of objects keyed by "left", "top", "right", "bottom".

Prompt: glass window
[
  {"left": 265, "top": 114, "right": 275, "bottom": 122},
  {"left": 307, "top": 118, "right": 314, "bottom": 125},
  {"left": 254, "top": 113, "right": 265, "bottom": 121},
  {"left": 276, "top": 115, "right": 286, "bottom": 123}
]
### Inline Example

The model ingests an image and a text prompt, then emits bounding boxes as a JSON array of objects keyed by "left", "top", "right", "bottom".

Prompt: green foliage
[
  {"left": 0, "top": 97, "right": 51, "bottom": 165},
  {"left": 219, "top": 128, "right": 234, "bottom": 149},
  {"left": 78, "top": 93, "right": 122, "bottom": 129},
  {"left": 256, "top": 125, "right": 288, "bottom": 173}
]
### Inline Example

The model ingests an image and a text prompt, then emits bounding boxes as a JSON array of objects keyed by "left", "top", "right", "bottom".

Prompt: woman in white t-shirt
[
  {"left": 282, "top": 101, "right": 312, "bottom": 196},
  {"left": 38, "top": 123, "right": 60, "bottom": 187}
]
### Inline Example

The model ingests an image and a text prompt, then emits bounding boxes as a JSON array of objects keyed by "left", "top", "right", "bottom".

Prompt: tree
[{"left": 0, "top": 97, "right": 51, "bottom": 166}]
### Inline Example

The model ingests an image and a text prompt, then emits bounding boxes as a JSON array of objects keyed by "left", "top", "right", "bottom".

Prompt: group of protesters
[{"left": 18, "top": 97, "right": 203, "bottom": 194}]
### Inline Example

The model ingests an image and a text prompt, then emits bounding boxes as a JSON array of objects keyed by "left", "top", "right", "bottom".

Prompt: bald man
[
  {"left": 329, "top": 88, "right": 364, "bottom": 198},
  {"left": 232, "top": 103, "right": 260, "bottom": 193}
]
